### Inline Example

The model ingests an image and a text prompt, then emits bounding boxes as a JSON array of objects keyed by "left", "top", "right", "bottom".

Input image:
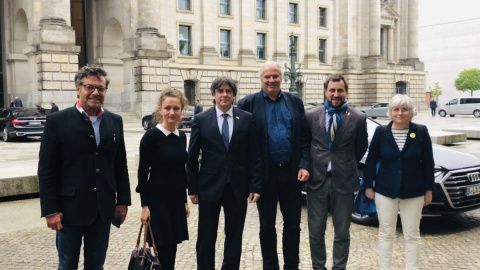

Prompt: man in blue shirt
[{"left": 238, "top": 61, "right": 310, "bottom": 270}]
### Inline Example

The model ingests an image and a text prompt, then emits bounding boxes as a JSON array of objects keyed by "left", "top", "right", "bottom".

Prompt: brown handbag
[{"left": 127, "top": 220, "right": 162, "bottom": 270}]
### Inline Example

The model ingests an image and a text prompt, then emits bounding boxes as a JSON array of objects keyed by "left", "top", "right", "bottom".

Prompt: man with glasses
[
  {"left": 187, "top": 76, "right": 261, "bottom": 269},
  {"left": 38, "top": 64, "right": 131, "bottom": 270}
]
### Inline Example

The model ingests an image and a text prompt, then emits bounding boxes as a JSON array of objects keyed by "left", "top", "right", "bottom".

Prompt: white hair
[
  {"left": 259, "top": 61, "right": 283, "bottom": 80},
  {"left": 388, "top": 94, "right": 414, "bottom": 120}
]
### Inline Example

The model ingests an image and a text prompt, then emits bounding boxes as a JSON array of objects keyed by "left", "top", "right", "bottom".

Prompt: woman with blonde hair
[
  {"left": 136, "top": 88, "right": 190, "bottom": 270},
  {"left": 364, "top": 94, "right": 434, "bottom": 270}
]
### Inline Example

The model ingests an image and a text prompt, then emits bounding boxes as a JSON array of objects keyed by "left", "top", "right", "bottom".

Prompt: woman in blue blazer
[{"left": 364, "top": 94, "right": 434, "bottom": 270}]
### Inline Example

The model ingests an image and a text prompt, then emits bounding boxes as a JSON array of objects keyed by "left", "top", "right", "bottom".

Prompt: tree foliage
[
  {"left": 428, "top": 82, "right": 442, "bottom": 100},
  {"left": 454, "top": 68, "right": 480, "bottom": 96}
]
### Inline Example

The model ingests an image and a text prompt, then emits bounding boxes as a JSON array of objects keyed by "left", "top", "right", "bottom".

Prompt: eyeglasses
[
  {"left": 392, "top": 107, "right": 409, "bottom": 113},
  {"left": 215, "top": 89, "right": 233, "bottom": 95},
  {"left": 81, "top": 84, "right": 107, "bottom": 93}
]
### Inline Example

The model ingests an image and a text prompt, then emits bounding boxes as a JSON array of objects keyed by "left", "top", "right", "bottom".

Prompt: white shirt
[
  {"left": 156, "top": 124, "right": 180, "bottom": 136},
  {"left": 216, "top": 106, "right": 233, "bottom": 141}
]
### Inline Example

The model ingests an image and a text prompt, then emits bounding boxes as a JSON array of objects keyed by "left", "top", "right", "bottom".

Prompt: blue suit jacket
[
  {"left": 364, "top": 122, "right": 435, "bottom": 199},
  {"left": 237, "top": 90, "right": 310, "bottom": 182},
  {"left": 187, "top": 107, "right": 262, "bottom": 202}
]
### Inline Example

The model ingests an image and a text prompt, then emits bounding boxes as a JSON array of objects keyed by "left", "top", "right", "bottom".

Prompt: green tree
[
  {"left": 454, "top": 68, "right": 480, "bottom": 96},
  {"left": 428, "top": 82, "right": 442, "bottom": 100}
]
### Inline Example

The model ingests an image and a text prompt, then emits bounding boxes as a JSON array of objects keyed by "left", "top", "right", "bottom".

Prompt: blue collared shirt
[{"left": 262, "top": 90, "right": 292, "bottom": 165}]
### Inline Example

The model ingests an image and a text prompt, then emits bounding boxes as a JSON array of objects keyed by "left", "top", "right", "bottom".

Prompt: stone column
[
  {"left": 272, "top": 0, "right": 288, "bottom": 63},
  {"left": 123, "top": 0, "right": 172, "bottom": 117},
  {"left": 238, "top": 0, "right": 256, "bottom": 66},
  {"left": 369, "top": 0, "right": 381, "bottom": 56},
  {"left": 199, "top": 0, "right": 219, "bottom": 64},
  {"left": 304, "top": 0, "right": 320, "bottom": 68},
  {"left": 24, "top": 0, "right": 80, "bottom": 108},
  {"left": 407, "top": 0, "right": 419, "bottom": 59},
  {"left": 387, "top": 26, "right": 395, "bottom": 62}
]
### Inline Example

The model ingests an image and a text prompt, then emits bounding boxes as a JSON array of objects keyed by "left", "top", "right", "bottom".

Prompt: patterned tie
[{"left": 222, "top": 113, "right": 229, "bottom": 148}]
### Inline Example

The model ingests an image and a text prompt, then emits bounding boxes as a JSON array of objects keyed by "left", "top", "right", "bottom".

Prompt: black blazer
[
  {"left": 38, "top": 106, "right": 131, "bottom": 226},
  {"left": 364, "top": 122, "right": 435, "bottom": 199},
  {"left": 187, "top": 107, "right": 262, "bottom": 202},
  {"left": 237, "top": 90, "right": 310, "bottom": 181}
]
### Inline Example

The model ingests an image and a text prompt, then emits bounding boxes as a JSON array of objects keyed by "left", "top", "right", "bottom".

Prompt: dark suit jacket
[
  {"left": 364, "top": 122, "right": 435, "bottom": 199},
  {"left": 38, "top": 106, "right": 131, "bottom": 226},
  {"left": 237, "top": 90, "right": 310, "bottom": 181},
  {"left": 305, "top": 105, "right": 368, "bottom": 194},
  {"left": 187, "top": 107, "right": 261, "bottom": 202}
]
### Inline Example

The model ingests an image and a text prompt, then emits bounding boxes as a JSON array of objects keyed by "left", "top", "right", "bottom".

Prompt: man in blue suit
[
  {"left": 187, "top": 76, "right": 261, "bottom": 270},
  {"left": 238, "top": 61, "right": 310, "bottom": 270}
]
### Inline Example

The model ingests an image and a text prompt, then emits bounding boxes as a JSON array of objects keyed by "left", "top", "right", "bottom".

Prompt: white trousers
[{"left": 375, "top": 193, "right": 424, "bottom": 270}]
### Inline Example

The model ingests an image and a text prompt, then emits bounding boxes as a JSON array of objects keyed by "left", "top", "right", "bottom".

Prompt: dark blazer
[
  {"left": 38, "top": 106, "right": 131, "bottom": 226},
  {"left": 305, "top": 105, "right": 368, "bottom": 194},
  {"left": 364, "top": 122, "right": 435, "bottom": 199},
  {"left": 187, "top": 107, "right": 261, "bottom": 202},
  {"left": 237, "top": 90, "right": 310, "bottom": 181}
]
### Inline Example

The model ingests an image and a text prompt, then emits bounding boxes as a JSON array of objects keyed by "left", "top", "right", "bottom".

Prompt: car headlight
[{"left": 434, "top": 168, "right": 444, "bottom": 178}]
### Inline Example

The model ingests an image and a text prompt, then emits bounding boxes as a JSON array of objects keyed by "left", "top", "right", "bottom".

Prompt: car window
[{"left": 448, "top": 99, "right": 458, "bottom": 105}]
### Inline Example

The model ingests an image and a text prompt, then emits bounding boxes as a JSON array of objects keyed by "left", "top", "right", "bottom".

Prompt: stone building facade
[{"left": 0, "top": 0, "right": 426, "bottom": 115}]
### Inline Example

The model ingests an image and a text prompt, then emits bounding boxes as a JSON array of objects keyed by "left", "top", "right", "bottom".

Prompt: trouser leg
[
  {"left": 56, "top": 225, "right": 83, "bottom": 270},
  {"left": 221, "top": 184, "right": 248, "bottom": 270},
  {"left": 307, "top": 184, "right": 329, "bottom": 270},
  {"left": 278, "top": 177, "right": 301, "bottom": 270},
  {"left": 197, "top": 199, "right": 221, "bottom": 270},
  {"left": 399, "top": 196, "right": 424, "bottom": 270},
  {"left": 376, "top": 193, "right": 399, "bottom": 270},
  {"left": 257, "top": 179, "right": 279, "bottom": 270},
  {"left": 158, "top": 244, "right": 178, "bottom": 270},
  {"left": 330, "top": 190, "right": 354, "bottom": 270}
]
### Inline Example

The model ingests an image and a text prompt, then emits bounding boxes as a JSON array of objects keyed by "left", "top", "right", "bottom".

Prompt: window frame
[
  {"left": 178, "top": 0, "right": 191, "bottom": 11},
  {"left": 256, "top": 32, "right": 267, "bottom": 60},
  {"left": 219, "top": 29, "right": 231, "bottom": 58},
  {"left": 178, "top": 24, "right": 192, "bottom": 56},
  {"left": 288, "top": 3, "right": 298, "bottom": 24},
  {"left": 318, "top": 38, "right": 326, "bottom": 63},
  {"left": 256, "top": 0, "right": 266, "bottom": 20},
  {"left": 318, "top": 7, "right": 327, "bottom": 28},
  {"left": 219, "top": 0, "right": 230, "bottom": 15}
]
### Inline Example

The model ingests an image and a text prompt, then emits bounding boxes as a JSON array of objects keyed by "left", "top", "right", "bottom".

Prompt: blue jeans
[{"left": 56, "top": 216, "right": 111, "bottom": 270}]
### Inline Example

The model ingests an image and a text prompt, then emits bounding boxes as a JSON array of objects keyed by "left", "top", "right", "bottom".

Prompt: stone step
[
  {"left": 442, "top": 128, "right": 480, "bottom": 139},
  {"left": 429, "top": 130, "right": 467, "bottom": 145}
]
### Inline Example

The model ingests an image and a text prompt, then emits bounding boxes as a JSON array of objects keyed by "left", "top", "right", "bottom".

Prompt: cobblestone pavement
[{"left": 1, "top": 203, "right": 480, "bottom": 269}]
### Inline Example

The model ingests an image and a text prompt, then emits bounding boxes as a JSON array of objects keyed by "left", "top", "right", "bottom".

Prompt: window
[
  {"left": 319, "top": 39, "right": 326, "bottom": 63},
  {"left": 220, "top": 30, "right": 231, "bottom": 58},
  {"left": 319, "top": 7, "right": 327, "bottom": 27},
  {"left": 380, "top": 28, "right": 385, "bottom": 56},
  {"left": 256, "top": 0, "right": 266, "bottom": 20},
  {"left": 220, "top": 0, "right": 230, "bottom": 15},
  {"left": 178, "top": 0, "right": 190, "bottom": 10},
  {"left": 289, "top": 3, "right": 298, "bottom": 23},
  {"left": 179, "top": 25, "right": 191, "bottom": 56},
  {"left": 396, "top": 82, "right": 407, "bottom": 95},
  {"left": 257, "top": 33, "right": 266, "bottom": 60}
]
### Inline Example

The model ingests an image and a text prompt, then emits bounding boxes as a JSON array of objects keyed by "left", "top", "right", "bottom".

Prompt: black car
[
  {"left": 0, "top": 108, "right": 47, "bottom": 142},
  {"left": 142, "top": 109, "right": 195, "bottom": 130},
  {"left": 351, "top": 118, "right": 480, "bottom": 225}
]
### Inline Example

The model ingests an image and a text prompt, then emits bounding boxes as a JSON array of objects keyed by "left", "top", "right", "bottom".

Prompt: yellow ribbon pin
[{"left": 410, "top": 133, "right": 416, "bottom": 139}]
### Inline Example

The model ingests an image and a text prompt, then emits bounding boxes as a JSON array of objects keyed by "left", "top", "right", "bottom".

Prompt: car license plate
[
  {"left": 29, "top": 121, "right": 41, "bottom": 125},
  {"left": 465, "top": 185, "right": 480, "bottom": 196}
]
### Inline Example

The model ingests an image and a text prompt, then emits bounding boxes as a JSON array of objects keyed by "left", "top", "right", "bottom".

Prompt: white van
[{"left": 438, "top": 97, "right": 480, "bottom": 117}]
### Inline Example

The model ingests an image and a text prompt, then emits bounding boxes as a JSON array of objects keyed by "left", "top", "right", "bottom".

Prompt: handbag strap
[
  {"left": 135, "top": 222, "right": 144, "bottom": 248},
  {"left": 146, "top": 220, "right": 159, "bottom": 255}
]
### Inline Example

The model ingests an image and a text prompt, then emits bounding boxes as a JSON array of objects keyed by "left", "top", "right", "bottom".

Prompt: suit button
[
  {"left": 96, "top": 169, "right": 100, "bottom": 173},
  {"left": 90, "top": 135, "right": 94, "bottom": 138},
  {"left": 93, "top": 188, "right": 97, "bottom": 191},
  {"left": 95, "top": 152, "right": 99, "bottom": 155}
]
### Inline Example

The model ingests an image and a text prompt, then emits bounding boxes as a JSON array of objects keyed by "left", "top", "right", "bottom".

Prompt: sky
[{"left": 418, "top": 0, "right": 480, "bottom": 27}]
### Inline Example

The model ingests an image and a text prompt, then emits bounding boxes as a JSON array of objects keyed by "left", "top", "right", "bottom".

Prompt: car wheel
[
  {"left": 142, "top": 119, "right": 150, "bottom": 130},
  {"left": 438, "top": 110, "right": 447, "bottom": 117},
  {"left": 3, "top": 127, "right": 12, "bottom": 142},
  {"left": 449, "top": 114, "right": 455, "bottom": 117},
  {"left": 474, "top": 110, "right": 480, "bottom": 118},
  {"left": 351, "top": 211, "right": 378, "bottom": 226}
]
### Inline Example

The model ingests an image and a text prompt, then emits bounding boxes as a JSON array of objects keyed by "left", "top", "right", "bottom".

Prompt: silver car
[{"left": 361, "top": 102, "right": 389, "bottom": 119}]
